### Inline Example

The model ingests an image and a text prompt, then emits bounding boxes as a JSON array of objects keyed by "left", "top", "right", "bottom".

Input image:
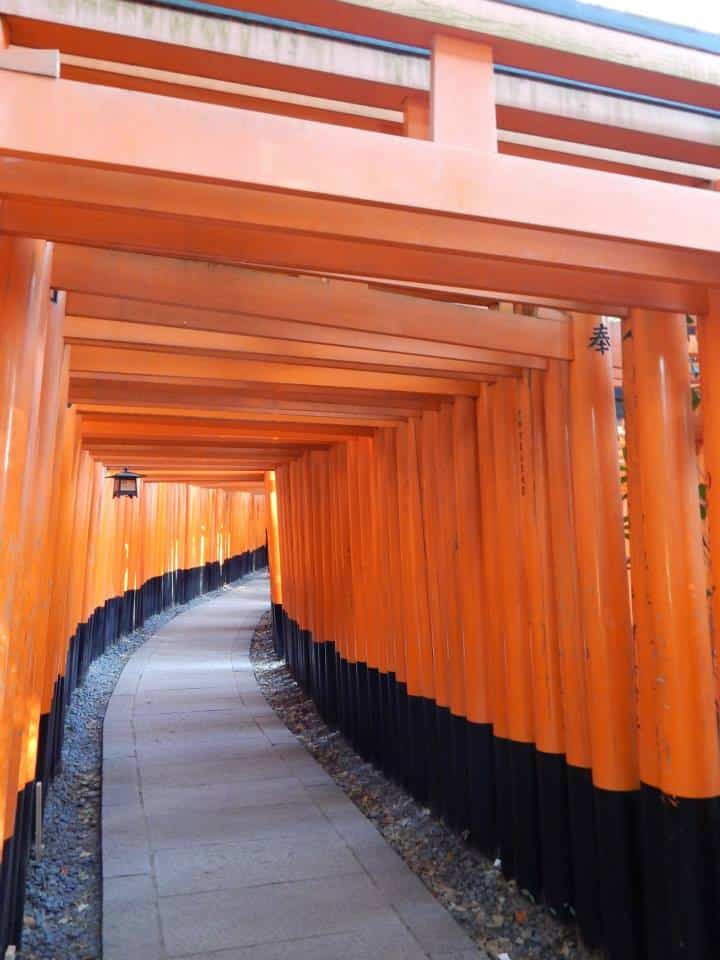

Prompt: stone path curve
[{"left": 102, "top": 572, "right": 480, "bottom": 960}]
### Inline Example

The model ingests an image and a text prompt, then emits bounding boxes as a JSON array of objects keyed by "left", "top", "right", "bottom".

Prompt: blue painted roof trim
[
  {"left": 150, "top": 0, "right": 720, "bottom": 120},
  {"left": 147, "top": 0, "right": 427, "bottom": 53},
  {"left": 496, "top": 1, "right": 720, "bottom": 57},
  {"left": 159, "top": 0, "right": 720, "bottom": 56},
  {"left": 497, "top": 65, "right": 720, "bottom": 120}
]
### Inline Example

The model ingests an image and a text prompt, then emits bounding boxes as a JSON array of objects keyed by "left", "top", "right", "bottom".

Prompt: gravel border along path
[
  {"left": 20, "top": 582, "right": 243, "bottom": 960},
  {"left": 250, "top": 613, "right": 595, "bottom": 960}
]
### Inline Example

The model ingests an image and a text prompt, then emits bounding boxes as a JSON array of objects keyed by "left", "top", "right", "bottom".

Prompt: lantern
[{"left": 107, "top": 467, "right": 144, "bottom": 499}]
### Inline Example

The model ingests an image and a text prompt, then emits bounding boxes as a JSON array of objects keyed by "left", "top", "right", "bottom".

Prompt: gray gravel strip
[
  {"left": 250, "top": 614, "right": 594, "bottom": 960},
  {"left": 20, "top": 582, "right": 246, "bottom": 960}
]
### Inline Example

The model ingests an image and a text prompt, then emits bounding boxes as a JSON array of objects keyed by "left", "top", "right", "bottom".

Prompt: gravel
[
  {"left": 250, "top": 614, "right": 594, "bottom": 960},
  {"left": 19, "top": 582, "right": 243, "bottom": 960}
]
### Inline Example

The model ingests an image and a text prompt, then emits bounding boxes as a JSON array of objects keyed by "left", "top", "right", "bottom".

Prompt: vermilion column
[
  {"left": 42, "top": 397, "right": 79, "bottom": 745},
  {"left": 619, "top": 323, "right": 657, "bottom": 792},
  {"left": 570, "top": 314, "right": 637, "bottom": 788},
  {"left": 382, "top": 429, "right": 405, "bottom": 687},
  {"left": 0, "top": 238, "right": 53, "bottom": 853},
  {"left": 624, "top": 308, "right": 720, "bottom": 958},
  {"left": 396, "top": 418, "right": 434, "bottom": 801},
  {"left": 625, "top": 311, "right": 718, "bottom": 795},
  {"left": 697, "top": 294, "right": 720, "bottom": 701},
  {"left": 437, "top": 403, "right": 464, "bottom": 721},
  {"left": 437, "top": 402, "right": 467, "bottom": 828},
  {"left": 475, "top": 384, "right": 505, "bottom": 861},
  {"left": 517, "top": 372, "right": 565, "bottom": 759},
  {"left": 569, "top": 313, "right": 639, "bottom": 957},
  {"left": 417, "top": 410, "right": 449, "bottom": 816},
  {"left": 264, "top": 469, "right": 283, "bottom": 607},
  {"left": 520, "top": 369, "right": 571, "bottom": 909},
  {"left": 431, "top": 34, "right": 497, "bottom": 150},
  {"left": 371, "top": 431, "right": 393, "bottom": 681},
  {"left": 403, "top": 94, "right": 430, "bottom": 139},
  {"left": 452, "top": 395, "right": 494, "bottom": 852},
  {"left": 418, "top": 411, "right": 450, "bottom": 713},
  {"left": 18, "top": 297, "right": 67, "bottom": 790},
  {"left": 491, "top": 377, "right": 539, "bottom": 893},
  {"left": 542, "top": 358, "right": 598, "bottom": 938},
  {"left": 451, "top": 397, "right": 489, "bottom": 726}
]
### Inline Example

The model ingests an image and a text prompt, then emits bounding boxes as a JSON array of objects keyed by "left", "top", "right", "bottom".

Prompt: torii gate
[{"left": 1, "top": 2, "right": 720, "bottom": 958}]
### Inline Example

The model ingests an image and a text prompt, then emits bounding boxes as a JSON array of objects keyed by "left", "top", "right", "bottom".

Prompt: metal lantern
[{"left": 107, "top": 467, "right": 144, "bottom": 499}]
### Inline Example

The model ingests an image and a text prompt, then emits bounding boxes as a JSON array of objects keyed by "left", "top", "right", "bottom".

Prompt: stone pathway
[{"left": 102, "top": 572, "right": 480, "bottom": 960}]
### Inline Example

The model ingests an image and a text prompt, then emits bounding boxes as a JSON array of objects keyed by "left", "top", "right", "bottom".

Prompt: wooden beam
[
  {"left": 63, "top": 296, "right": 553, "bottom": 366},
  {"left": 64, "top": 315, "right": 530, "bottom": 376},
  {"left": 194, "top": 0, "right": 720, "bottom": 114},
  {"left": 72, "top": 401, "right": 407, "bottom": 427},
  {"left": 1, "top": 73, "right": 719, "bottom": 258},
  {"left": 79, "top": 414, "right": 378, "bottom": 440},
  {"left": 24, "top": 208, "right": 702, "bottom": 314},
  {"left": 68, "top": 374, "right": 442, "bottom": 410},
  {"left": 68, "top": 344, "right": 489, "bottom": 396},
  {"left": 5, "top": 158, "right": 713, "bottom": 291}
]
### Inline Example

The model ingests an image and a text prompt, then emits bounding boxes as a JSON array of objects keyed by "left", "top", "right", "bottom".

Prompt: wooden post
[
  {"left": 569, "top": 312, "right": 639, "bottom": 958},
  {"left": 431, "top": 34, "right": 497, "bottom": 151},
  {"left": 624, "top": 308, "right": 720, "bottom": 957},
  {"left": 490, "top": 377, "right": 539, "bottom": 894},
  {"left": 520, "top": 369, "right": 572, "bottom": 909},
  {"left": 696, "top": 293, "right": 720, "bottom": 702},
  {"left": 452, "top": 395, "right": 494, "bottom": 851},
  {"left": 542, "top": 358, "right": 599, "bottom": 938},
  {"left": 403, "top": 93, "right": 430, "bottom": 139},
  {"left": 0, "top": 238, "right": 53, "bottom": 857}
]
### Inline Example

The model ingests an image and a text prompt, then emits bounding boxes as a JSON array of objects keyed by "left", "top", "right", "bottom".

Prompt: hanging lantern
[{"left": 107, "top": 467, "right": 144, "bottom": 499}]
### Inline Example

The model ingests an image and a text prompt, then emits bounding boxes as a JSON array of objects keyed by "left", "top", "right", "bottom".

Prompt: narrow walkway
[{"left": 102, "top": 573, "right": 479, "bottom": 960}]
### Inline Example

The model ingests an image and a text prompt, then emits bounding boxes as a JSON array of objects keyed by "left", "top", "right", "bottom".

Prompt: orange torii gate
[{"left": 1, "top": 2, "right": 720, "bottom": 958}]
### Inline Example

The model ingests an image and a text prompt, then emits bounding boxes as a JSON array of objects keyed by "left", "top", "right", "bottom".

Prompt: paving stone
[
  {"left": 102, "top": 754, "right": 138, "bottom": 791},
  {"left": 391, "top": 897, "right": 477, "bottom": 955},
  {"left": 133, "top": 689, "right": 247, "bottom": 715},
  {"left": 145, "top": 798, "right": 335, "bottom": 850},
  {"left": 431, "top": 952, "right": 492, "bottom": 960},
  {"left": 102, "top": 802, "right": 152, "bottom": 878},
  {"left": 102, "top": 777, "right": 141, "bottom": 808},
  {"left": 103, "top": 875, "right": 163, "bottom": 960},
  {"left": 158, "top": 874, "right": 404, "bottom": 956},
  {"left": 153, "top": 830, "right": 362, "bottom": 896},
  {"left": 140, "top": 776, "right": 311, "bottom": 815},
  {"left": 102, "top": 576, "right": 482, "bottom": 960},
  {"left": 178, "top": 928, "right": 428, "bottom": 960},
  {"left": 136, "top": 730, "right": 272, "bottom": 764},
  {"left": 132, "top": 710, "right": 261, "bottom": 739},
  {"left": 102, "top": 735, "right": 137, "bottom": 760},
  {"left": 136, "top": 753, "right": 295, "bottom": 787}
]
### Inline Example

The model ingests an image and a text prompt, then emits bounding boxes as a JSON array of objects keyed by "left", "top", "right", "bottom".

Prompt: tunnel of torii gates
[{"left": 2, "top": 0, "right": 720, "bottom": 956}]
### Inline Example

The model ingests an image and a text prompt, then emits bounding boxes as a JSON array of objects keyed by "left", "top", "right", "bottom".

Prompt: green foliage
[{"left": 699, "top": 482, "right": 708, "bottom": 521}]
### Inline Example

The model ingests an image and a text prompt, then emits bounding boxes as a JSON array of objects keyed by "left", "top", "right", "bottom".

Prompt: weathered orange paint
[
  {"left": 569, "top": 314, "right": 637, "bottom": 792},
  {"left": 491, "top": 378, "right": 535, "bottom": 746},
  {"left": 624, "top": 310, "right": 720, "bottom": 798},
  {"left": 476, "top": 384, "right": 507, "bottom": 740},
  {"left": 431, "top": 35, "right": 496, "bottom": 152},
  {"left": 265, "top": 470, "right": 283, "bottom": 607},
  {"left": 3, "top": 71, "right": 717, "bottom": 257},
  {"left": 520, "top": 371, "right": 565, "bottom": 757},
  {"left": 542, "top": 360, "right": 591, "bottom": 770},
  {"left": 697, "top": 300, "right": 720, "bottom": 707},
  {"left": 451, "top": 397, "right": 490, "bottom": 725}
]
